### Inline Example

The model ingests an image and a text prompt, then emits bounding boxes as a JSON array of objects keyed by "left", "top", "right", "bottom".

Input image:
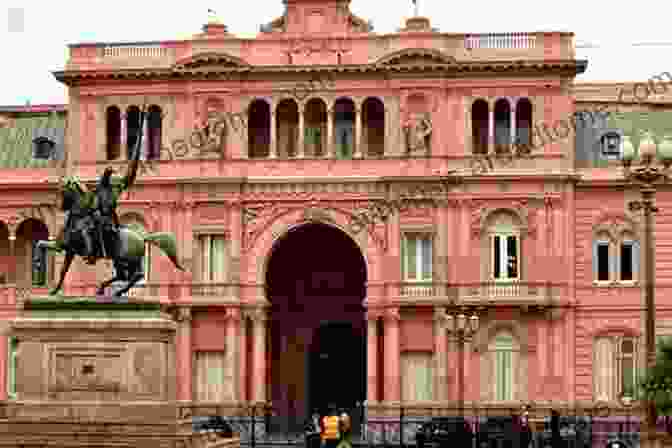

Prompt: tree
[{"left": 640, "top": 336, "right": 672, "bottom": 418}]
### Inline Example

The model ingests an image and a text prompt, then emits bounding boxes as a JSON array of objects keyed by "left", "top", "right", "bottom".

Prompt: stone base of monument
[{"left": 0, "top": 295, "right": 240, "bottom": 448}]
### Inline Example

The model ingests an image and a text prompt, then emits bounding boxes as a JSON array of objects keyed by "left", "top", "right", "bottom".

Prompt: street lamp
[
  {"left": 445, "top": 308, "right": 480, "bottom": 417},
  {"left": 621, "top": 134, "right": 672, "bottom": 436}
]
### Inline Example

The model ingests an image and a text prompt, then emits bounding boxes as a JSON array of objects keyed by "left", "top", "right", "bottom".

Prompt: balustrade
[{"left": 465, "top": 32, "right": 538, "bottom": 50}]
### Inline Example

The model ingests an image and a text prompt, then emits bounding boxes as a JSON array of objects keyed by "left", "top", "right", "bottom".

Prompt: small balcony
[
  {"left": 395, "top": 280, "right": 563, "bottom": 307},
  {"left": 456, "top": 281, "right": 563, "bottom": 306}
]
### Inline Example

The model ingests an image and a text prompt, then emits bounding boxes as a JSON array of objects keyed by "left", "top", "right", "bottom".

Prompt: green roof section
[
  {"left": 608, "top": 111, "right": 672, "bottom": 151},
  {"left": 0, "top": 114, "right": 66, "bottom": 168}
]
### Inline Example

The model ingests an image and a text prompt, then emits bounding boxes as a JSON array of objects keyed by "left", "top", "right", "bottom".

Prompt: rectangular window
[
  {"left": 621, "top": 243, "right": 633, "bottom": 281},
  {"left": 492, "top": 234, "right": 519, "bottom": 280},
  {"left": 594, "top": 337, "right": 616, "bottom": 401},
  {"left": 402, "top": 233, "right": 432, "bottom": 281},
  {"left": 597, "top": 242, "right": 610, "bottom": 281},
  {"left": 194, "top": 351, "right": 226, "bottom": 402},
  {"left": 199, "top": 235, "right": 227, "bottom": 282},
  {"left": 7, "top": 337, "right": 16, "bottom": 399},
  {"left": 620, "top": 338, "right": 636, "bottom": 398},
  {"left": 495, "top": 350, "right": 513, "bottom": 401},
  {"left": 401, "top": 352, "right": 434, "bottom": 402}
]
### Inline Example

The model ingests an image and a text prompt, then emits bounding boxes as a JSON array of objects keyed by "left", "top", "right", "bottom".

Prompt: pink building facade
[{"left": 0, "top": 0, "right": 665, "bottom": 422}]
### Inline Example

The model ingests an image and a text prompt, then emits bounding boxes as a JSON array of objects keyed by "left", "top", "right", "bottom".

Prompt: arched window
[
  {"left": 248, "top": 99, "right": 271, "bottom": 158},
  {"left": 147, "top": 105, "right": 163, "bottom": 160},
  {"left": 593, "top": 225, "right": 639, "bottom": 284},
  {"left": 125, "top": 106, "right": 141, "bottom": 159},
  {"left": 471, "top": 99, "right": 489, "bottom": 154},
  {"left": 276, "top": 99, "right": 299, "bottom": 158},
  {"left": 494, "top": 99, "right": 511, "bottom": 153},
  {"left": 515, "top": 98, "right": 533, "bottom": 146},
  {"left": 106, "top": 106, "right": 121, "bottom": 160},
  {"left": 484, "top": 211, "right": 522, "bottom": 282},
  {"left": 333, "top": 98, "right": 356, "bottom": 159},
  {"left": 362, "top": 97, "right": 385, "bottom": 157}
]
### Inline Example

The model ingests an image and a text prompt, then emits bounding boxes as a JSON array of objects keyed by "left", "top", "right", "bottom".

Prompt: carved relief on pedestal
[
  {"left": 131, "top": 345, "right": 163, "bottom": 397},
  {"left": 49, "top": 347, "right": 124, "bottom": 396}
]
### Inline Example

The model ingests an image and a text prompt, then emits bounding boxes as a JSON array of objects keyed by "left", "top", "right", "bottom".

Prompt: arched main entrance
[{"left": 265, "top": 222, "right": 366, "bottom": 432}]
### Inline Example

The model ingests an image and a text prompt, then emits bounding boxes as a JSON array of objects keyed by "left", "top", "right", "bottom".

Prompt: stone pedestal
[{"left": 0, "top": 296, "right": 239, "bottom": 448}]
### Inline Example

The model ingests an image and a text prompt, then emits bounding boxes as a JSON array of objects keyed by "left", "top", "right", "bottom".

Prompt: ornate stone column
[
  {"left": 239, "top": 313, "right": 248, "bottom": 403},
  {"left": 175, "top": 307, "right": 193, "bottom": 401},
  {"left": 229, "top": 201, "right": 242, "bottom": 298},
  {"left": 366, "top": 310, "right": 379, "bottom": 403},
  {"left": 326, "top": 107, "right": 334, "bottom": 158},
  {"left": 488, "top": 101, "right": 494, "bottom": 154},
  {"left": 510, "top": 104, "right": 517, "bottom": 145},
  {"left": 354, "top": 105, "right": 362, "bottom": 159},
  {"left": 383, "top": 307, "right": 400, "bottom": 403},
  {"left": 120, "top": 112, "right": 127, "bottom": 160},
  {"left": 433, "top": 307, "right": 447, "bottom": 402},
  {"left": 297, "top": 105, "right": 305, "bottom": 158},
  {"left": 436, "top": 200, "right": 449, "bottom": 287},
  {"left": 7, "top": 234, "right": 16, "bottom": 284},
  {"left": 251, "top": 308, "right": 267, "bottom": 402},
  {"left": 226, "top": 307, "right": 240, "bottom": 402},
  {"left": 270, "top": 111, "right": 277, "bottom": 159}
]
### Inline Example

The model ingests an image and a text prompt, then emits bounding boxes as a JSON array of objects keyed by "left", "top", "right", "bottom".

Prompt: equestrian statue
[{"left": 36, "top": 105, "right": 185, "bottom": 297}]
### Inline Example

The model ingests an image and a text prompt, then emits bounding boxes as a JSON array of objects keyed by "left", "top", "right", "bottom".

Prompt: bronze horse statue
[{"left": 35, "top": 106, "right": 185, "bottom": 297}]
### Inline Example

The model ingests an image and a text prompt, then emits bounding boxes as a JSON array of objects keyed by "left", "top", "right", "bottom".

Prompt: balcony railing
[
  {"left": 457, "top": 281, "right": 562, "bottom": 305},
  {"left": 102, "top": 44, "right": 170, "bottom": 59},
  {"left": 465, "top": 32, "right": 538, "bottom": 50},
  {"left": 396, "top": 280, "right": 563, "bottom": 305}
]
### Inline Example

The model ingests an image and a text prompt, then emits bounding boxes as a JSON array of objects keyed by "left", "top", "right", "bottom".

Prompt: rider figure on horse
[
  {"left": 62, "top": 176, "right": 97, "bottom": 263},
  {"left": 88, "top": 108, "right": 144, "bottom": 264}
]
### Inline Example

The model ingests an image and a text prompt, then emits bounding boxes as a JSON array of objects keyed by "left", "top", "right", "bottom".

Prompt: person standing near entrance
[
  {"left": 337, "top": 408, "right": 352, "bottom": 448},
  {"left": 321, "top": 404, "right": 341, "bottom": 448}
]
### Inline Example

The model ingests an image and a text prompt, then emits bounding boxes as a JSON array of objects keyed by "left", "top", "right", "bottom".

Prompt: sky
[{"left": 1, "top": 0, "right": 671, "bottom": 106}]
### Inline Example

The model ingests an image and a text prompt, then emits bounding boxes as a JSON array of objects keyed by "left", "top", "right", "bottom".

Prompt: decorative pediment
[
  {"left": 593, "top": 209, "right": 639, "bottom": 239},
  {"left": 172, "top": 52, "right": 250, "bottom": 70},
  {"left": 374, "top": 48, "right": 457, "bottom": 66}
]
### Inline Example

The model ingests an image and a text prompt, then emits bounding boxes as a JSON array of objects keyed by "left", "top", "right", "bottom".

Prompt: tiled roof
[
  {"left": 0, "top": 115, "right": 66, "bottom": 168},
  {"left": 0, "top": 104, "right": 66, "bottom": 114},
  {"left": 608, "top": 111, "right": 672, "bottom": 142}
]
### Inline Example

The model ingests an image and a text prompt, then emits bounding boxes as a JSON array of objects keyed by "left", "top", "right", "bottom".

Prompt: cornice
[{"left": 53, "top": 60, "right": 586, "bottom": 85}]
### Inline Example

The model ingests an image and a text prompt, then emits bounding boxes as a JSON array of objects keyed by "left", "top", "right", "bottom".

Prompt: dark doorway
[
  {"left": 309, "top": 322, "right": 365, "bottom": 415},
  {"left": 265, "top": 222, "right": 367, "bottom": 434}
]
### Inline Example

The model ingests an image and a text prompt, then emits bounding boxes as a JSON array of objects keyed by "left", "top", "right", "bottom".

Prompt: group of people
[{"left": 305, "top": 404, "right": 352, "bottom": 448}]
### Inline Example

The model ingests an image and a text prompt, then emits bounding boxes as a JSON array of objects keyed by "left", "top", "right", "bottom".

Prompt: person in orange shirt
[{"left": 321, "top": 404, "right": 341, "bottom": 448}]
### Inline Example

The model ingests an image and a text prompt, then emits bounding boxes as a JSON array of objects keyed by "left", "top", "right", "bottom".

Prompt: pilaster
[
  {"left": 175, "top": 306, "right": 192, "bottom": 401},
  {"left": 249, "top": 308, "right": 268, "bottom": 402},
  {"left": 226, "top": 307, "right": 241, "bottom": 402},
  {"left": 354, "top": 104, "right": 362, "bottom": 158},
  {"left": 270, "top": 111, "right": 277, "bottom": 158},
  {"left": 383, "top": 307, "right": 400, "bottom": 403},
  {"left": 433, "top": 307, "right": 447, "bottom": 402},
  {"left": 366, "top": 309, "right": 380, "bottom": 403}
]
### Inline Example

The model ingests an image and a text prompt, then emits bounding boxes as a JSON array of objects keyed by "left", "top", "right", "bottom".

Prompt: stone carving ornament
[
  {"left": 470, "top": 201, "right": 537, "bottom": 239},
  {"left": 403, "top": 113, "right": 432, "bottom": 154}
]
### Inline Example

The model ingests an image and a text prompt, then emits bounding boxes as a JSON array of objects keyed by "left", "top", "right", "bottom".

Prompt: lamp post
[
  {"left": 445, "top": 308, "right": 480, "bottom": 416},
  {"left": 621, "top": 134, "right": 672, "bottom": 437}
]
